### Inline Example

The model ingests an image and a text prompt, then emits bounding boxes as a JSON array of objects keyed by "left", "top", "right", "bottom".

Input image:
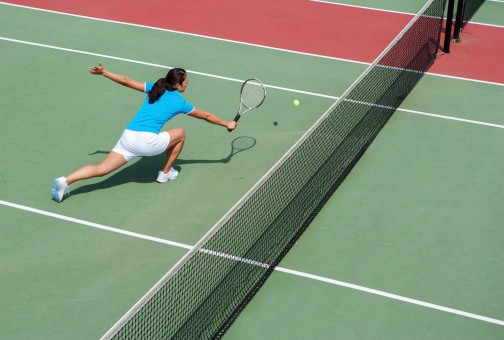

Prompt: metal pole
[
  {"left": 453, "top": 0, "right": 465, "bottom": 41},
  {"left": 444, "top": 0, "right": 456, "bottom": 53}
]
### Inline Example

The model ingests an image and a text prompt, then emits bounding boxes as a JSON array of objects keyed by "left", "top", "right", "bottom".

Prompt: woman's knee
[
  {"left": 168, "top": 128, "right": 186, "bottom": 143},
  {"left": 95, "top": 164, "right": 110, "bottom": 177}
]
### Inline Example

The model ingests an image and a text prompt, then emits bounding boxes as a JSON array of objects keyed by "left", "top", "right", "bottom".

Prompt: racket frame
[{"left": 234, "top": 78, "right": 266, "bottom": 123}]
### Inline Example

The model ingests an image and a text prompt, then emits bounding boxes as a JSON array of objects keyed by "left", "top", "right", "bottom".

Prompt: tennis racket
[{"left": 228, "top": 78, "right": 266, "bottom": 132}]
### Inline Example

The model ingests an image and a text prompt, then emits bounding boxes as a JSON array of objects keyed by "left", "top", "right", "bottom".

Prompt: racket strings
[{"left": 241, "top": 80, "right": 266, "bottom": 109}]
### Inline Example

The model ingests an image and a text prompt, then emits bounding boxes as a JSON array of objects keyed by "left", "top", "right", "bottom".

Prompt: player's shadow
[{"left": 70, "top": 136, "right": 256, "bottom": 196}]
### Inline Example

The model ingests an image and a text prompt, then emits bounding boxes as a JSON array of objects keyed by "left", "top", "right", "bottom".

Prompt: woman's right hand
[
  {"left": 89, "top": 62, "right": 104, "bottom": 75},
  {"left": 227, "top": 121, "right": 237, "bottom": 131}
]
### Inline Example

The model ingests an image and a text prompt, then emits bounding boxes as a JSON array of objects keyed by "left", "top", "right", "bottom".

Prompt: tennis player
[{"left": 51, "top": 62, "right": 237, "bottom": 203}]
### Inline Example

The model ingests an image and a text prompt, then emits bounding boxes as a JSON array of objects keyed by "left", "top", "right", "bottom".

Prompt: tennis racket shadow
[
  {"left": 70, "top": 136, "right": 257, "bottom": 196},
  {"left": 220, "top": 136, "right": 257, "bottom": 163}
]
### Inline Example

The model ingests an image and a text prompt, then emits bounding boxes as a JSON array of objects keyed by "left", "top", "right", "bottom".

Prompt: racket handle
[{"left": 227, "top": 114, "right": 241, "bottom": 132}]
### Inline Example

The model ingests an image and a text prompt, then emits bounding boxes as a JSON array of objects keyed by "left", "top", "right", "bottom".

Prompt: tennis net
[{"left": 101, "top": 0, "right": 446, "bottom": 338}]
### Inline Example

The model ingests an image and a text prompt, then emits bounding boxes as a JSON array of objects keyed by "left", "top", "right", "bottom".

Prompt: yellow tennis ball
[{"left": 293, "top": 100, "right": 299, "bottom": 106}]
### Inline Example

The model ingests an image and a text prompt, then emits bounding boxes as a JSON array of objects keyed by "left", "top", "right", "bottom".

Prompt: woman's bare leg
[
  {"left": 162, "top": 128, "right": 186, "bottom": 174},
  {"left": 66, "top": 151, "right": 128, "bottom": 185}
]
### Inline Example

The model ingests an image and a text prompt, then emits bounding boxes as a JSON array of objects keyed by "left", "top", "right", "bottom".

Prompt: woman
[{"left": 51, "top": 62, "right": 237, "bottom": 202}]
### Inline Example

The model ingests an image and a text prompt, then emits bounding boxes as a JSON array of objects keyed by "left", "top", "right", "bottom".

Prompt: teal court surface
[{"left": 1, "top": 0, "right": 503, "bottom": 339}]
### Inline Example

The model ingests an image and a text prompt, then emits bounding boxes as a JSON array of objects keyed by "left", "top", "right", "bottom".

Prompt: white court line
[
  {"left": 2, "top": 1, "right": 503, "bottom": 330},
  {"left": 1, "top": 198, "right": 503, "bottom": 326},
  {"left": 400, "top": 108, "right": 504, "bottom": 129},
  {"left": 0, "top": 2, "right": 367, "bottom": 66},
  {"left": 1, "top": 1, "right": 504, "bottom": 82},
  {"left": 1, "top": 37, "right": 503, "bottom": 129},
  {"left": 308, "top": 0, "right": 414, "bottom": 15},
  {"left": 199, "top": 248, "right": 270, "bottom": 268},
  {"left": 0, "top": 200, "right": 192, "bottom": 249},
  {"left": 0, "top": 37, "right": 339, "bottom": 100},
  {"left": 309, "top": 0, "right": 504, "bottom": 29},
  {"left": 276, "top": 267, "right": 504, "bottom": 326}
]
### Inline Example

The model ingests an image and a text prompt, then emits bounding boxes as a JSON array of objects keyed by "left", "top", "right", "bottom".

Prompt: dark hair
[{"left": 148, "top": 68, "right": 187, "bottom": 104}]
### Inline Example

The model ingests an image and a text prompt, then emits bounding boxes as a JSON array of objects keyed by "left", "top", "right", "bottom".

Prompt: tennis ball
[{"left": 293, "top": 100, "right": 300, "bottom": 106}]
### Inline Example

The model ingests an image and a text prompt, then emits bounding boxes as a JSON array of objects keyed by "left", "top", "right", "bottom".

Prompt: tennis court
[{"left": 0, "top": 0, "right": 503, "bottom": 339}]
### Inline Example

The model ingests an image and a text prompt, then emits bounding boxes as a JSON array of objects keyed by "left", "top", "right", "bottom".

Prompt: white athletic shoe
[
  {"left": 156, "top": 168, "right": 178, "bottom": 183},
  {"left": 51, "top": 177, "right": 69, "bottom": 202}
]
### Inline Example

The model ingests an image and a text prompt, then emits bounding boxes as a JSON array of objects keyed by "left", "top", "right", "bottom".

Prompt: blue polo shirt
[{"left": 125, "top": 82, "right": 195, "bottom": 133}]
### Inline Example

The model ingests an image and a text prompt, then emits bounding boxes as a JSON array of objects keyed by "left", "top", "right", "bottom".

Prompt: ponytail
[
  {"left": 148, "top": 78, "right": 167, "bottom": 104},
  {"left": 148, "top": 68, "right": 187, "bottom": 104}
]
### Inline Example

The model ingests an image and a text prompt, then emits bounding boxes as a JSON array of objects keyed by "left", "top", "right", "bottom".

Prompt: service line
[
  {"left": 1, "top": 37, "right": 503, "bottom": 129},
  {"left": 1, "top": 198, "right": 503, "bottom": 327}
]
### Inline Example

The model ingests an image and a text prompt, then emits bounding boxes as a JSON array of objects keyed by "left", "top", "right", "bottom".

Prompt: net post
[
  {"left": 453, "top": 0, "right": 465, "bottom": 41},
  {"left": 444, "top": 0, "right": 456, "bottom": 53}
]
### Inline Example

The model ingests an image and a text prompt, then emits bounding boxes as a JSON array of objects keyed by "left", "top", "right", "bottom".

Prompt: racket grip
[{"left": 228, "top": 114, "right": 241, "bottom": 132}]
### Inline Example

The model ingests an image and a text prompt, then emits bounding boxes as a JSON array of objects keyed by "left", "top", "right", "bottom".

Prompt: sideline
[{"left": 1, "top": 2, "right": 503, "bottom": 86}]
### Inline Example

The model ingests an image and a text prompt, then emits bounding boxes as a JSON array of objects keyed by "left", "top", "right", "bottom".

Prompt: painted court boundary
[
  {"left": 0, "top": 2, "right": 369, "bottom": 66},
  {"left": 1, "top": 37, "right": 503, "bottom": 130},
  {"left": 310, "top": 0, "right": 504, "bottom": 24},
  {"left": 1, "top": 199, "right": 503, "bottom": 327},
  {"left": 2, "top": 2, "right": 502, "bottom": 335},
  {"left": 1, "top": 2, "right": 503, "bottom": 86},
  {"left": 4, "top": 1, "right": 503, "bottom": 31}
]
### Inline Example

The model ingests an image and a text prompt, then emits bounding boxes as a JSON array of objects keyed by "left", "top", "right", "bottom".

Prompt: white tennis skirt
[{"left": 112, "top": 129, "right": 171, "bottom": 161}]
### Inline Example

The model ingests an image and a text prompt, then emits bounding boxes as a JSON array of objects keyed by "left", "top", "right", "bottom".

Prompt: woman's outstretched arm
[
  {"left": 89, "top": 62, "right": 145, "bottom": 92},
  {"left": 188, "top": 108, "right": 237, "bottom": 130}
]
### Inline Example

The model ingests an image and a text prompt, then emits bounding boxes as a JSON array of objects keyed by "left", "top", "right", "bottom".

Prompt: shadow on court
[{"left": 69, "top": 136, "right": 256, "bottom": 197}]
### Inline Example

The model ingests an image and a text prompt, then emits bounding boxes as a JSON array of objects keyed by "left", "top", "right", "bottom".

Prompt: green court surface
[
  {"left": 314, "top": 0, "right": 433, "bottom": 13},
  {"left": 319, "top": 0, "right": 504, "bottom": 26},
  {"left": 1, "top": 1, "right": 503, "bottom": 339}
]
